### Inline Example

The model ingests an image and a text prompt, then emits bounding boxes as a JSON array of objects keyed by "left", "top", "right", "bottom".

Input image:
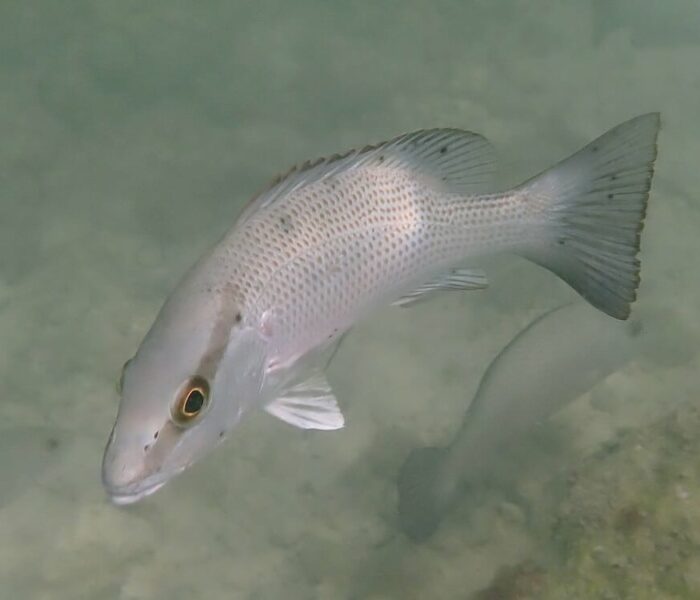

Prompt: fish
[
  {"left": 397, "top": 302, "right": 643, "bottom": 542},
  {"left": 102, "top": 113, "right": 660, "bottom": 504}
]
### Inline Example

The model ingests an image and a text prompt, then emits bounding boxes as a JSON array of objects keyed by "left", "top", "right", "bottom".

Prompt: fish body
[
  {"left": 397, "top": 302, "right": 644, "bottom": 541},
  {"left": 103, "top": 114, "right": 659, "bottom": 504}
]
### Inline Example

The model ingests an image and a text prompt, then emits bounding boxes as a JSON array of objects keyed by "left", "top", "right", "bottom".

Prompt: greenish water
[{"left": 0, "top": 1, "right": 699, "bottom": 598}]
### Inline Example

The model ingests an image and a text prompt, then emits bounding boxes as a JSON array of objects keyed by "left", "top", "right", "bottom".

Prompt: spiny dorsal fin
[{"left": 239, "top": 129, "right": 497, "bottom": 223}]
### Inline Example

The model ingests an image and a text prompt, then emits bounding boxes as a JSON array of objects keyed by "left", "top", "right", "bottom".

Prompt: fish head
[{"left": 102, "top": 270, "right": 268, "bottom": 505}]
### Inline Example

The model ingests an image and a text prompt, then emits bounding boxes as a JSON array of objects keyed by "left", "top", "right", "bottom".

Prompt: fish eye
[
  {"left": 116, "top": 358, "right": 132, "bottom": 395},
  {"left": 173, "top": 376, "right": 210, "bottom": 425}
]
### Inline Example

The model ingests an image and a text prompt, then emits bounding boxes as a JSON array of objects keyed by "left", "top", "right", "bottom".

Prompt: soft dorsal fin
[{"left": 239, "top": 129, "right": 497, "bottom": 222}]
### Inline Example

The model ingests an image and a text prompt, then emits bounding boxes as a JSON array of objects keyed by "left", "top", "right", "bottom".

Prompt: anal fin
[{"left": 393, "top": 268, "right": 488, "bottom": 307}]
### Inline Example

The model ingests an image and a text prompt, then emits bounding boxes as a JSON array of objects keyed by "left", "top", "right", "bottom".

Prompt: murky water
[{"left": 1, "top": 2, "right": 699, "bottom": 598}]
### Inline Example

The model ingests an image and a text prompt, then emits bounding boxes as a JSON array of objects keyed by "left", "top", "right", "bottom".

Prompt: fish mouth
[
  {"left": 102, "top": 462, "right": 189, "bottom": 506},
  {"left": 105, "top": 480, "right": 167, "bottom": 506}
]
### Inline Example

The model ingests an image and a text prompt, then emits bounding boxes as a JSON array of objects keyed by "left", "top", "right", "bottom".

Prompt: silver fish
[
  {"left": 102, "top": 114, "right": 659, "bottom": 504},
  {"left": 397, "top": 302, "right": 643, "bottom": 541}
]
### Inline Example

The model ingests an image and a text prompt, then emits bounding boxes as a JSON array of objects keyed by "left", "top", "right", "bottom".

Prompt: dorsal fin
[{"left": 239, "top": 129, "right": 497, "bottom": 223}]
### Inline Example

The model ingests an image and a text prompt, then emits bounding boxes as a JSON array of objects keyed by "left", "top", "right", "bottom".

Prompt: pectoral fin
[
  {"left": 393, "top": 268, "right": 489, "bottom": 307},
  {"left": 265, "top": 373, "right": 345, "bottom": 430}
]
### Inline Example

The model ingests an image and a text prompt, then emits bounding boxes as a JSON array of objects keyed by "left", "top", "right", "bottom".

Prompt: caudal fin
[
  {"left": 519, "top": 113, "right": 660, "bottom": 320},
  {"left": 397, "top": 446, "right": 448, "bottom": 542}
]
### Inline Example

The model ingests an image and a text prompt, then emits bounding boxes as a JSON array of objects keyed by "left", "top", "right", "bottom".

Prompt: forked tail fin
[{"left": 519, "top": 113, "right": 660, "bottom": 319}]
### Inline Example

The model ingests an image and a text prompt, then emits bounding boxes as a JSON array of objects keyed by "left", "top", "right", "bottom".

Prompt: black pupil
[{"left": 184, "top": 389, "right": 205, "bottom": 415}]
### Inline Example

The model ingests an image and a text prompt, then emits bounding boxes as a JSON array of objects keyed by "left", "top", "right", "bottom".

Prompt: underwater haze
[{"left": 1, "top": 1, "right": 699, "bottom": 598}]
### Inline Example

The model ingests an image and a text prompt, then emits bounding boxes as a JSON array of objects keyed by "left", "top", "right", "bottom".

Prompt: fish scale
[{"left": 213, "top": 170, "right": 529, "bottom": 362}]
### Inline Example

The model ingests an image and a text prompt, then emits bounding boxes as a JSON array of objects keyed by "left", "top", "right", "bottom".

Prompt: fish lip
[
  {"left": 103, "top": 464, "right": 188, "bottom": 505},
  {"left": 105, "top": 480, "right": 167, "bottom": 506}
]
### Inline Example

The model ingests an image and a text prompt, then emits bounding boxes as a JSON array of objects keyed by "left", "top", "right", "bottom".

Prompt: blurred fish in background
[{"left": 397, "top": 302, "right": 645, "bottom": 542}]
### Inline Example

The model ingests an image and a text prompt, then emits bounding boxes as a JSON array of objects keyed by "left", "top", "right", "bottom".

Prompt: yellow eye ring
[{"left": 173, "top": 377, "right": 210, "bottom": 425}]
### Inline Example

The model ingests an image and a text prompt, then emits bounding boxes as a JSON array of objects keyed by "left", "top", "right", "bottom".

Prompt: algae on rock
[{"left": 475, "top": 399, "right": 700, "bottom": 600}]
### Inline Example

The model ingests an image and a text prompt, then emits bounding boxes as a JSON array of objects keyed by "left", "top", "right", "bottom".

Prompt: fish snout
[{"left": 101, "top": 426, "right": 166, "bottom": 505}]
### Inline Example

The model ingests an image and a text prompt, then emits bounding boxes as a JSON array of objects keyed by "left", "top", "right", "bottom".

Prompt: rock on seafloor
[{"left": 474, "top": 399, "right": 700, "bottom": 599}]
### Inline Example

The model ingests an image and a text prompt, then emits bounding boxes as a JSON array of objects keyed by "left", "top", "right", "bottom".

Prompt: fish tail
[
  {"left": 397, "top": 446, "right": 449, "bottom": 542},
  {"left": 518, "top": 113, "right": 660, "bottom": 320}
]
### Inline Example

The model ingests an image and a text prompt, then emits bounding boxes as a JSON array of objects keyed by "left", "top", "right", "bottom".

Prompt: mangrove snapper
[{"left": 102, "top": 114, "right": 659, "bottom": 504}]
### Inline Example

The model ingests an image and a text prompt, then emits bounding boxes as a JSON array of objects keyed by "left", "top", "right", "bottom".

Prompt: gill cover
[{"left": 102, "top": 253, "right": 269, "bottom": 504}]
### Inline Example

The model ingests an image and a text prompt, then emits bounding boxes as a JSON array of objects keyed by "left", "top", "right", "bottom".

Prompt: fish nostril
[{"left": 144, "top": 430, "right": 160, "bottom": 452}]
